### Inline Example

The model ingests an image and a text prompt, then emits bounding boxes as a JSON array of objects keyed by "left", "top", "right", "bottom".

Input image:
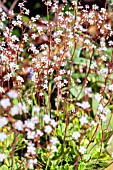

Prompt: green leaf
[
  {"left": 73, "top": 47, "right": 83, "bottom": 59},
  {"left": 12, "top": 28, "right": 21, "bottom": 38},
  {"left": 70, "top": 140, "right": 78, "bottom": 154},
  {"left": 106, "top": 135, "right": 113, "bottom": 156},
  {"left": 83, "top": 154, "right": 91, "bottom": 161},
  {"left": 69, "top": 166, "right": 73, "bottom": 170},
  {"left": 72, "top": 73, "right": 86, "bottom": 79},
  {"left": 78, "top": 162, "right": 86, "bottom": 170},
  {"left": 99, "top": 162, "right": 108, "bottom": 167},
  {"left": 64, "top": 164, "right": 69, "bottom": 170},
  {"left": 12, "top": 98, "right": 18, "bottom": 105},
  {"left": 70, "top": 86, "right": 84, "bottom": 100},
  {"left": 4, "top": 158, "right": 11, "bottom": 167},
  {"left": 56, "top": 128, "right": 62, "bottom": 137},
  {"left": 1, "top": 165, "right": 8, "bottom": 170},
  {"left": 74, "top": 57, "right": 90, "bottom": 66},
  {"left": 34, "top": 2, "right": 41, "bottom": 8},
  {"left": 95, "top": 129, "right": 102, "bottom": 141},
  {"left": 107, "top": 112, "right": 113, "bottom": 130},
  {"left": 105, "top": 48, "right": 112, "bottom": 60},
  {"left": 22, "top": 15, "right": 29, "bottom": 22},
  {"left": 92, "top": 97, "right": 99, "bottom": 115}
]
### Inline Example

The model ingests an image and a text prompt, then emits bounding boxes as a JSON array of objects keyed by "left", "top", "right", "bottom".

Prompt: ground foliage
[{"left": 0, "top": 0, "right": 113, "bottom": 169}]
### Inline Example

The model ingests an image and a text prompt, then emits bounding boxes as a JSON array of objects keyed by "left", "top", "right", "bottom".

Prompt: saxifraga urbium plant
[{"left": 0, "top": 0, "right": 113, "bottom": 169}]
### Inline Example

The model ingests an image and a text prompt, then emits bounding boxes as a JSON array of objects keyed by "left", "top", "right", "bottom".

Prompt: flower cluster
[{"left": 0, "top": 0, "right": 113, "bottom": 169}]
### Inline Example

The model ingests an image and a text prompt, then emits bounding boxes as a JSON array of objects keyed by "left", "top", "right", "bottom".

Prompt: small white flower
[
  {"left": 67, "top": 41, "right": 73, "bottom": 47},
  {"left": 23, "top": 33, "right": 28, "bottom": 42},
  {"left": 0, "top": 117, "right": 8, "bottom": 128},
  {"left": 36, "top": 15, "right": 40, "bottom": 20},
  {"left": 31, "top": 33, "right": 37, "bottom": 39},
  {"left": 100, "top": 114, "right": 106, "bottom": 122},
  {"left": 98, "top": 104, "right": 104, "bottom": 112},
  {"left": 33, "top": 158, "right": 37, "bottom": 164},
  {"left": 29, "top": 159, "right": 34, "bottom": 164},
  {"left": 28, "top": 159, "right": 34, "bottom": 169},
  {"left": 100, "top": 8, "right": 106, "bottom": 13},
  {"left": 84, "top": 87, "right": 92, "bottom": 94},
  {"left": 51, "top": 145, "right": 58, "bottom": 152},
  {"left": 27, "top": 99, "right": 32, "bottom": 105},
  {"left": 81, "top": 101, "right": 90, "bottom": 109},
  {"left": 43, "top": 114, "right": 50, "bottom": 124},
  {"left": 0, "top": 98, "right": 11, "bottom": 109},
  {"left": 10, "top": 105, "right": 19, "bottom": 116},
  {"left": 31, "top": 116, "right": 38, "bottom": 124},
  {"left": 0, "top": 86, "right": 5, "bottom": 93},
  {"left": 79, "top": 146, "right": 86, "bottom": 154},
  {"left": 24, "top": 119, "right": 35, "bottom": 130},
  {"left": 92, "top": 4, "right": 99, "bottom": 10},
  {"left": 76, "top": 101, "right": 90, "bottom": 110},
  {"left": 46, "top": 1, "right": 52, "bottom": 6},
  {"left": 31, "top": 17, "right": 36, "bottom": 22},
  {"left": 99, "top": 68, "right": 108, "bottom": 76},
  {"left": 103, "top": 108, "right": 110, "bottom": 114},
  {"left": 79, "top": 116, "right": 88, "bottom": 126},
  {"left": 32, "top": 106, "right": 40, "bottom": 112},
  {"left": 91, "top": 120, "right": 97, "bottom": 126},
  {"left": 36, "top": 129, "right": 43, "bottom": 136},
  {"left": 0, "top": 132, "right": 7, "bottom": 142},
  {"left": 25, "top": 9, "right": 30, "bottom": 15},
  {"left": 108, "top": 41, "right": 113, "bottom": 46},
  {"left": 7, "top": 90, "right": 18, "bottom": 98},
  {"left": 0, "top": 7, "right": 3, "bottom": 12},
  {"left": 50, "top": 137, "right": 58, "bottom": 145},
  {"left": 84, "top": 88, "right": 92, "bottom": 97},
  {"left": 77, "top": 78, "right": 81, "bottom": 83},
  {"left": 16, "top": 76, "right": 24, "bottom": 82},
  {"left": 72, "top": 132, "right": 81, "bottom": 140},
  {"left": 21, "top": 103, "right": 28, "bottom": 113},
  {"left": 84, "top": 39, "right": 90, "bottom": 44},
  {"left": 71, "top": 108, "right": 75, "bottom": 112},
  {"left": 85, "top": 4, "right": 90, "bottom": 9},
  {"left": 54, "top": 38, "right": 61, "bottom": 44},
  {"left": 101, "top": 55, "right": 106, "bottom": 61},
  {"left": 72, "top": 1, "right": 77, "bottom": 5},
  {"left": 95, "top": 93, "right": 103, "bottom": 102},
  {"left": 108, "top": 84, "right": 113, "bottom": 91},
  {"left": 29, "top": 163, "right": 34, "bottom": 169},
  {"left": 0, "top": 153, "right": 6, "bottom": 162},
  {"left": 18, "top": 3, "right": 24, "bottom": 8},
  {"left": 14, "top": 120, "right": 24, "bottom": 131},
  {"left": 27, "top": 142, "right": 36, "bottom": 155},
  {"left": 44, "top": 125, "right": 52, "bottom": 134},
  {"left": 43, "top": 83, "right": 48, "bottom": 89},
  {"left": 27, "top": 130, "right": 35, "bottom": 139},
  {"left": 50, "top": 119, "right": 58, "bottom": 127},
  {"left": 90, "top": 62, "right": 97, "bottom": 69},
  {"left": 28, "top": 158, "right": 37, "bottom": 169}
]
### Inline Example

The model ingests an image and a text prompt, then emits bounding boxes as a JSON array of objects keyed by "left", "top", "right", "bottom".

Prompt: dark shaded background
[
  {"left": 2, "top": 0, "right": 108, "bottom": 17},
  {"left": 3, "top": 0, "right": 47, "bottom": 16}
]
